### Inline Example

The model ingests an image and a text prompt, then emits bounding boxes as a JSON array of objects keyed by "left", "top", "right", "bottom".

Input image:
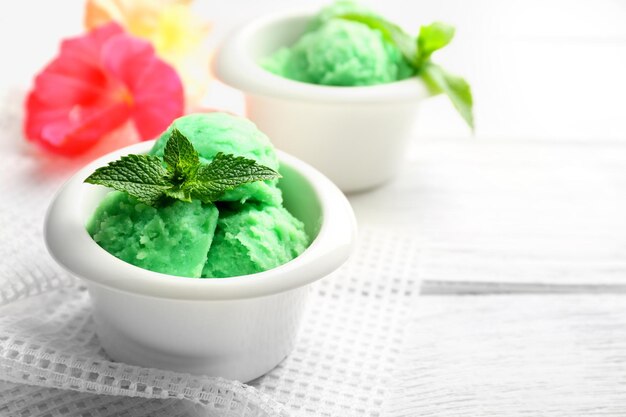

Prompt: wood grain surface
[{"left": 386, "top": 295, "right": 626, "bottom": 416}]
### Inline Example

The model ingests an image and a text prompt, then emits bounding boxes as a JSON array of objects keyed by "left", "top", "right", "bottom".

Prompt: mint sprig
[
  {"left": 416, "top": 22, "right": 455, "bottom": 64},
  {"left": 83, "top": 154, "right": 171, "bottom": 206},
  {"left": 85, "top": 129, "right": 281, "bottom": 206},
  {"left": 421, "top": 63, "right": 474, "bottom": 129},
  {"left": 185, "top": 153, "right": 282, "bottom": 204},
  {"left": 164, "top": 128, "right": 200, "bottom": 181},
  {"left": 337, "top": 14, "right": 474, "bottom": 130}
]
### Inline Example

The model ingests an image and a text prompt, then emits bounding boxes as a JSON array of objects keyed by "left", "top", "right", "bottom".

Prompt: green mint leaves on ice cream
[
  {"left": 261, "top": 1, "right": 474, "bottom": 129},
  {"left": 85, "top": 128, "right": 280, "bottom": 207},
  {"left": 85, "top": 113, "right": 310, "bottom": 278}
]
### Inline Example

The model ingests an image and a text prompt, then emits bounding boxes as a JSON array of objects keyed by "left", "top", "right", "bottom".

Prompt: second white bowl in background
[{"left": 214, "top": 11, "right": 431, "bottom": 193}]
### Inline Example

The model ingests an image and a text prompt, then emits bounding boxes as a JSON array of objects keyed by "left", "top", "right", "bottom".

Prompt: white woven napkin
[{"left": 0, "top": 227, "right": 419, "bottom": 417}]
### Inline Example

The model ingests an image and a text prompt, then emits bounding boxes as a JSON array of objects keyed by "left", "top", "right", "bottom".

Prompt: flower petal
[
  {"left": 25, "top": 90, "right": 131, "bottom": 156},
  {"left": 131, "top": 59, "right": 184, "bottom": 139},
  {"left": 33, "top": 71, "right": 105, "bottom": 106},
  {"left": 99, "top": 32, "right": 155, "bottom": 88},
  {"left": 84, "top": 0, "right": 211, "bottom": 107},
  {"left": 61, "top": 101, "right": 131, "bottom": 153},
  {"left": 24, "top": 22, "right": 183, "bottom": 156},
  {"left": 59, "top": 22, "right": 124, "bottom": 66},
  {"left": 100, "top": 33, "right": 184, "bottom": 140},
  {"left": 85, "top": 0, "right": 128, "bottom": 30},
  {"left": 29, "top": 27, "right": 126, "bottom": 107}
]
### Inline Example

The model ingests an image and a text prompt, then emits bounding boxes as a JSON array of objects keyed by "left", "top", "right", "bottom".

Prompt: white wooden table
[{"left": 3, "top": 0, "right": 626, "bottom": 415}]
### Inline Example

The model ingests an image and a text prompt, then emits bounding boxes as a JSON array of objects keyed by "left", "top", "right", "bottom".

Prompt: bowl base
[{"left": 95, "top": 315, "right": 293, "bottom": 383}]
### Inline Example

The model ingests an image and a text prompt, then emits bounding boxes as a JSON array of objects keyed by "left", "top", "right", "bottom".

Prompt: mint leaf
[
  {"left": 85, "top": 132, "right": 281, "bottom": 207},
  {"left": 422, "top": 63, "right": 474, "bottom": 130},
  {"left": 161, "top": 128, "right": 200, "bottom": 203},
  {"left": 163, "top": 128, "right": 199, "bottom": 181},
  {"left": 187, "top": 152, "right": 281, "bottom": 203},
  {"left": 337, "top": 13, "right": 417, "bottom": 67},
  {"left": 85, "top": 154, "right": 170, "bottom": 206},
  {"left": 417, "top": 22, "right": 455, "bottom": 63},
  {"left": 334, "top": 12, "right": 473, "bottom": 129},
  {"left": 162, "top": 185, "right": 193, "bottom": 203}
]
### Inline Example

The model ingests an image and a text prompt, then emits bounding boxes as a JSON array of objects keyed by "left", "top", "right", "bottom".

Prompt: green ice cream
[
  {"left": 87, "top": 112, "right": 310, "bottom": 278},
  {"left": 87, "top": 192, "right": 219, "bottom": 278},
  {"left": 261, "top": 2, "right": 413, "bottom": 86},
  {"left": 202, "top": 203, "right": 309, "bottom": 278}
]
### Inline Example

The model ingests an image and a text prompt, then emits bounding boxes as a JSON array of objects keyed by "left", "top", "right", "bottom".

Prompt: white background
[{"left": 5, "top": 0, "right": 626, "bottom": 142}]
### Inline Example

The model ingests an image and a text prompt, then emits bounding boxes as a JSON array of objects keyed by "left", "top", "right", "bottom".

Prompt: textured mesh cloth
[
  {"left": 0, "top": 230, "right": 419, "bottom": 417},
  {"left": 0, "top": 90, "right": 420, "bottom": 416}
]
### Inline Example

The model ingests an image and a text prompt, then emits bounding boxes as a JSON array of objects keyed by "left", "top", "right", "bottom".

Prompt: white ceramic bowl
[
  {"left": 214, "top": 10, "right": 431, "bottom": 193},
  {"left": 44, "top": 140, "right": 356, "bottom": 382}
]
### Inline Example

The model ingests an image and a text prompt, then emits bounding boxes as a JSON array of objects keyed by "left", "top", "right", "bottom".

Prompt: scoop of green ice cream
[
  {"left": 202, "top": 203, "right": 310, "bottom": 278},
  {"left": 87, "top": 191, "right": 219, "bottom": 278},
  {"left": 151, "top": 112, "right": 282, "bottom": 205},
  {"left": 261, "top": 4, "right": 413, "bottom": 86}
]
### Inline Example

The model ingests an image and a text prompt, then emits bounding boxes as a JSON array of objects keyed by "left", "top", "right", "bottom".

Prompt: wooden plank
[
  {"left": 385, "top": 294, "right": 626, "bottom": 416},
  {"left": 350, "top": 140, "right": 626, "bottom": 287}
]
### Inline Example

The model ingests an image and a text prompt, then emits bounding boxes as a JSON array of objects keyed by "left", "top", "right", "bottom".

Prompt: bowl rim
[
  {"left": 44, "top": 140, "right": 356, "bottom": 301},
  {"left": 213, "top": 9, "right": 431, "bottom": 104}
]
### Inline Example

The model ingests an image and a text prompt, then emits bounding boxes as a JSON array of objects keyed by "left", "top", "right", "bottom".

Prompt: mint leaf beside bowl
[{"left": 329, "top": 15, "right": 473, "bottom": 129}]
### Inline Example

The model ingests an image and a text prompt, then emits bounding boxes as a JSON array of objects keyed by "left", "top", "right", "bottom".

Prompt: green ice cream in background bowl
[
  {"left": 214, "top": 1, "right": 474, "bottom": 192},
  {"left": 44, "top": 111, "right": 356, "bottom": 380},
  {"left": 260, "top": 0, "right": 473, "bottom": 125},
  {"left": 261, "top": 18, "right": 415, "bottom": 86}
]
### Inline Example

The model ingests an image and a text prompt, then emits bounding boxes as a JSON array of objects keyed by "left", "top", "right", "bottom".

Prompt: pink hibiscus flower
[{"left": 24, "top": 23, "right": 184, "bottom": 156}]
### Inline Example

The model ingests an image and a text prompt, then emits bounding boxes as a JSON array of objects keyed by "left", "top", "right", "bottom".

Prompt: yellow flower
[{"left": 85, "top": 0, "right": 211, "bottom": 106}]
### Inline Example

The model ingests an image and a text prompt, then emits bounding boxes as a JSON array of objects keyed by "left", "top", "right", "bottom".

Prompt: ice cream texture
[
  {"left": 87, "top": 191, "right": 219, "bottom": 277},
  {"left": 202, "top": 203, "right": 310, "bottom": 278},
  {"left": 261, "top": 2, "right": 414, "bottom": 86},
  {"left": 87, "top": 113, "right": 310, "bottom": 278}
]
